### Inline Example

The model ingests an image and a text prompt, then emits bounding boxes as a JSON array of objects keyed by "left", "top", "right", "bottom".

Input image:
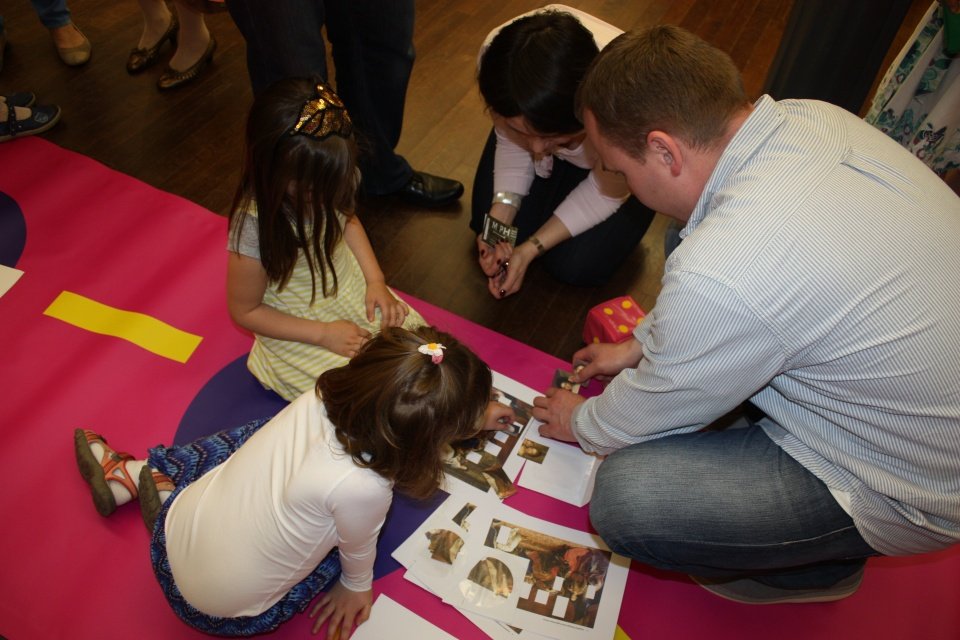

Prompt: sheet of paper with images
[
  {"left": 394, "top": 497, "right": 536, "bottom": 640},
  {"left": 396, "top": 495, "right": 629, "bottom": 640},
  {"left": 393, "top": 495, "right": 491, "bottom": 598},
  {"left": 403, "top": 572, "right": 520, "bottom": 640},
  {"left": 514, "top": 424, "right": 602, "bottom": 507},
  {"left": 351, "top": 595, "right": 457, "bottom": 640},
  {"left": 441, "top": 372, "right": 538, "bottom": 501}
]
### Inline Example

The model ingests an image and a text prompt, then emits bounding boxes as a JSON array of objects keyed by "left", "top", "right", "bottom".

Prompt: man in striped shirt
[{"left": 533, "top": 24, "right": 960, "bottom": 604}]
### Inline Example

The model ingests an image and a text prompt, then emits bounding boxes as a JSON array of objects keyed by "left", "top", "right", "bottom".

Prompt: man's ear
[{"left": 647, "top": 131, "right": 683, "bottom": 177}]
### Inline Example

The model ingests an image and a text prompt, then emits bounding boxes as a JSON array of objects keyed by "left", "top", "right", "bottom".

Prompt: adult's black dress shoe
[
  {"left": 157, "top": 36, "right": 216, "bottom": 91},
  {"left": 127, "top": 14, "right": 179, "bottom": 74},
  {"left": 394, "top": 171, "right": 464, "bottom": 207}
]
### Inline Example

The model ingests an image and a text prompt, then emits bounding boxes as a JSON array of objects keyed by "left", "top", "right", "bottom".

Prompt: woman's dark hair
[
  {"left": 229, "top": 77, "right": 359, "bottom": 302},
  {"left": 478, "top": 10, "right": 599, "bottom": 135},
  {"left": 316, "top": 326, "right": 493, "bottom": 500}
]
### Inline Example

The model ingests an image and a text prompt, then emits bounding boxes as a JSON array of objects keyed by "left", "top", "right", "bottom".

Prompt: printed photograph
[{"left": 483, "top": 519, "right": 612, "bottom": 628}]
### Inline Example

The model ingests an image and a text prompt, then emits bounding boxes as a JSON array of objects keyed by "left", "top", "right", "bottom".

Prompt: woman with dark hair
[{"left": 471, "top": 5, "right": 655, "bottom": 297}]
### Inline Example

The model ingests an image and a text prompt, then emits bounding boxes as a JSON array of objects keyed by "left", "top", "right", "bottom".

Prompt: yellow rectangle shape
[{"left": 44, "top": 291, "right": 202, "bottom": 363}]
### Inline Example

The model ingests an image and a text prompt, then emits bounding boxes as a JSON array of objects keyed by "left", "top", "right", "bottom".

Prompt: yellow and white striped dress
[{"left": 231, "top": 208, "right": 425, "bottom": 401}]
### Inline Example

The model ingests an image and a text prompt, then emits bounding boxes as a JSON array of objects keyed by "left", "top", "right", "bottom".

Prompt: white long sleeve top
[{"left": 164, "top": 392, "right": 393, "bottom": 617}]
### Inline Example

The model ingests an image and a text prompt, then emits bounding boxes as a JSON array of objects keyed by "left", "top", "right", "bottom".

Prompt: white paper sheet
[
  {"left": 351, "top": 595, "right": 456, "bottom": 640},
  {"left": 515, "top": 423, "right": 602, "bottom": 507},
  {"left": 0, "top": 265, "right": 24, "bottom": 299}
]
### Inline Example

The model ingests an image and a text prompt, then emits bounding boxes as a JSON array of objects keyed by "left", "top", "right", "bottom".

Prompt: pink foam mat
[{"left": 1, "top": 138, "right": 957, "bottom": 640}]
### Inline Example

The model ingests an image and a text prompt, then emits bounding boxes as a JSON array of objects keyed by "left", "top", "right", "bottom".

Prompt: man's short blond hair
[{"left": 577, "top": 24, "right": 749, "bottom": 157}]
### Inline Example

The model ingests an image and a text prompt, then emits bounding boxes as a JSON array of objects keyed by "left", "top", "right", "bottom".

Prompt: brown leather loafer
[
  {"left": 127, "top": 14, "right": 179, "bottom": 74},
  {"left": 157, "top": 35, "right": 216, "bottom": 91}
]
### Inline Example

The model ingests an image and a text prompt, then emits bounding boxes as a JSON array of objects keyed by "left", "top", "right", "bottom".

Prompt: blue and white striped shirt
[{"left": 574, "top": 96, "right": 960, "bottom": 556}]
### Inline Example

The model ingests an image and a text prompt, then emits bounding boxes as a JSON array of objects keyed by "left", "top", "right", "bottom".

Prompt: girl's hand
[
  {"left": 481, "top": 400, "right": 516, "bottom": 431},
  {"left": 309, "top": 582, "right": 372, "bottom": 639},
  {"left": 477, "top": 237, "right": 513, "bottom": 277},
  {"left": 318, "top": 320, "right": 371, "bottom": 358},
  {"left": 365, "top": 282, "right": 409, "bottom": 328}
]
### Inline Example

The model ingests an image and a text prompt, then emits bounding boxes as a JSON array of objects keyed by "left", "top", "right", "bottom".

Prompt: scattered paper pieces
[{"left": 441, "top": 372, "right": 538, "bottom": 500}]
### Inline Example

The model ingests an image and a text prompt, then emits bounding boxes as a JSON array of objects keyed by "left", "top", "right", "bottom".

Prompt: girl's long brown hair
[
  {"left": 229, "top": 77, "right": 359, "bottom": 302},
  {"left": 317, "top": 326, "right": 493, "bottom": 500}
]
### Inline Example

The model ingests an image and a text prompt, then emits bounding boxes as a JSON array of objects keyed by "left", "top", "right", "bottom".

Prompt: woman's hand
[
  {"left": 317, "top": 320, "right": 371, "bottom": 358},
  {"left": 489, "top": 242, "right": 536, "bottom": 299},
  {"left": 365, "top": 281, "right": 409, "bottom": 328},
  {"left": 309, "top": 582, "right": 372, "bottom": 639},
  {"left": 477, "top": 236, "right": 513, "bottom": 277}
]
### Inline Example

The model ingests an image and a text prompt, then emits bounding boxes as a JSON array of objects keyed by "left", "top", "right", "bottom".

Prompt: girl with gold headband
[{"left": 226, "top": 78, "right": 425, "bottom": 401}]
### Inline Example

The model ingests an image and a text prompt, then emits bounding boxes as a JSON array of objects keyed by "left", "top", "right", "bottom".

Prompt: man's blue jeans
[{"left": 590, "top": 420, "right": 878, "bottom": 589}]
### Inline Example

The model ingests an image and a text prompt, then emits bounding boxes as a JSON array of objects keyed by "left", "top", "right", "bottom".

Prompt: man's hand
[
  {"left": 532, "top": 388, "right": 586, "bottom": 443},
  {"left": 571, "top": 338, "right": 644, "bottom": 383}
]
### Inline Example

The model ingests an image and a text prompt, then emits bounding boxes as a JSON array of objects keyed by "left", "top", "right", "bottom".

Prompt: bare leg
[
  {"left": 135, "top": 0, "right": 174, "bottom": 49},
  {"left": 169, "top": 1, "right": 210, "bottom": 71}
]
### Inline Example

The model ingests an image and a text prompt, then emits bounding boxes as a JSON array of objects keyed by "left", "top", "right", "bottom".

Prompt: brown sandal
[
  {"left": 73, "top": 429, "right": 138, "bottom": 516},
  {"left": 138, "top": 464, "right": 175, "bottom": 533}
]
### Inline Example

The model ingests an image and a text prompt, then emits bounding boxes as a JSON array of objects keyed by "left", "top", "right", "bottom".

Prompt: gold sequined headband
[{"left": 289, "top": 83, "right": 353, "bottom": 140}]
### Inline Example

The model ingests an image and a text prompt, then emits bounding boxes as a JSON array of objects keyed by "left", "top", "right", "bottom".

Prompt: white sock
[{"left": 88, "top": 442, "right": 146, "bottom": 506}]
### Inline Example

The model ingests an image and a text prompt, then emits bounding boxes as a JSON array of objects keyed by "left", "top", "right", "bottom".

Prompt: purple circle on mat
[
  {"left": 175, "top": 354, "right": 444, "bottom": 579},
  {"left": 0, "top": 192, "right": 27, "bottom": 267}
]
